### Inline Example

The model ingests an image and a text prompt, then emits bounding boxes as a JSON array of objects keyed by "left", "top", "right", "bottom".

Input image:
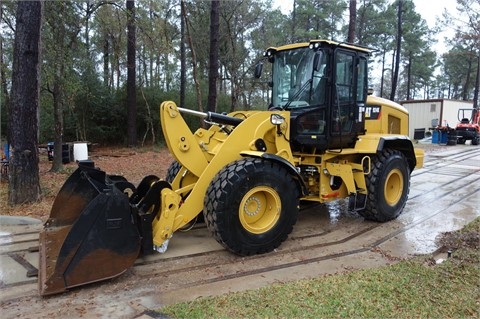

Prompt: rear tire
[
  {"left": 472, "top": 135, "right": 479, "bottom": 145},
  {"left": 204, "top": 158, "right": 299, "bottom": 256},
  {"left": 359, "top": 149, "right": 410, "bottom": 222}
]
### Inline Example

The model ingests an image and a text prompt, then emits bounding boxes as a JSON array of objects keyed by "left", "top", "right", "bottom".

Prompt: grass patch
[{"left": 159, "top": 218, "right": 480, "bottom": 319}]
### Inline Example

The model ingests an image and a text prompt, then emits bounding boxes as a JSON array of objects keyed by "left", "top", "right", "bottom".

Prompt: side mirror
[
  {"left": 254, "top": 62, "right": 263, "bottom": 79},
  {"left": 313, "top": 51, "right": 322, "bottom": 72}
]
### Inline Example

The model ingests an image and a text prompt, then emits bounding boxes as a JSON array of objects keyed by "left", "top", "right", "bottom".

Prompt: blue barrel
[
  {"left": 432, "top": 130, "right": 439, "bottom": 143},
  {"left": 440, "top": 131, "right": 448, "bottom": 144}
]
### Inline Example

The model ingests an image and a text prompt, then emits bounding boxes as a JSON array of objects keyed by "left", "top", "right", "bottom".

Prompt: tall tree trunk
[
  {"left": 0, "top": 3, "right": 10, "bottom": 145},
  {"left": 84, "top": 1, "right": 90, "bottom": 55},
  {"left": 462, "top": 56, "right": 472, "bottom": 101},
  {"left": 347, "top": 0, "right": 356, "bottom": 43},
  {"left": 391, "top": 49, "right": 396, "bottom": 87},
  {"left": 148, "top": 4, "right": 154, "bottom": 88},
  {"left": 48, "top": 2, "right": 67, "bottom": 172},
  {"left": 230, "top": 74, "right": 237, "bottom": 112},
  {"left": 390, "top": 0, "right": 402, "bottom": 101},
  {"left": 207, "top": 0, "right": 220, "bottom": 112},
  {"left": 406, "top": 52, "right": 411, "bottom": 100},
  {"left": 126, "top": 0, "right": 137, "bottom": 147},
  {"left": 9, "top": 1, "right": 43, "bottom": 204},
  {"left": 180, "top": 0, "right": 186, "bottom": 108},
  {"left": 182, "top": 0, "right": 203, "bottom": 117},
  {"left": 291, "top": 0, "right": 296, "bottom": 43},
  {"left": 103, "top": 34, "right": 110, "bottom": 87},
  {"left": 52, "top": 63, "right": 65, "bottom": 172},
  {"left": 357, "top": 1, "right": 366, "bottom": 45},
  {"left": 380, "top": 49, "right": 386, "bottom": 98}
]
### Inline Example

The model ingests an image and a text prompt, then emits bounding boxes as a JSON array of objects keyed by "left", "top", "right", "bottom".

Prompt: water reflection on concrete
[
  {"left": 381, "top": 165, "right": 480, "bottom": 257},
  {"left": 396, "top": 201, "right": 479, "bottom": 255},
  {"left": 326, "top": 200, "right": 343, "bottom": 224},
  {"left": 325, "top": 198, "right": 362, "bottom": 225},
  {"left": 0, "top": 215, "right": 42, "bottom": 225}
]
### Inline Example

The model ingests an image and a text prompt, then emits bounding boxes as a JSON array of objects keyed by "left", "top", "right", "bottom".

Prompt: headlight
[{"left": 270, "top": 113, "right": 285, "bottom": 125}]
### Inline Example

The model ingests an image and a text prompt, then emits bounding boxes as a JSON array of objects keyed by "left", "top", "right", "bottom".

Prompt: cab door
[{"left": 329, "top": 49, "right": 368, "bottom": 149}]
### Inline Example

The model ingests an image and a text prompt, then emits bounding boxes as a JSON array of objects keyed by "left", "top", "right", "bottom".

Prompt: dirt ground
[{"left": 0, "top": 146, "right": 174, "bottom": 222}]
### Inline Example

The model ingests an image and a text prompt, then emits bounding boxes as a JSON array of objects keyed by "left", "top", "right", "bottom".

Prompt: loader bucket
[{"left": 38, "top": 161, "right": 141, "bottom": 296}]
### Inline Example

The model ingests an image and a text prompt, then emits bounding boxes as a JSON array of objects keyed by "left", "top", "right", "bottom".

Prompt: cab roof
[{"left": 266, "top": 39, "right": 372, "bottom": 55}]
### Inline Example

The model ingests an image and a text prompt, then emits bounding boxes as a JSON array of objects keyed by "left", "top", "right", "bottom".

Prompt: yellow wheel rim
[
  {"left": 384, "top": 168, "right": 404, "bottom": 206},
  {"left": 239, "top": 186, "right": 281, "bottom": 234}
]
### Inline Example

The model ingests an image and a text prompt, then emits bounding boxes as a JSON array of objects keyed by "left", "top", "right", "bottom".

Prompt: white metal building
[{"left": 399, "top": 99, "right": 474, "bottom": 140}]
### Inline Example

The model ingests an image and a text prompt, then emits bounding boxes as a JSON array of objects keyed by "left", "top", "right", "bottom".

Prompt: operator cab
[{"left": 263, "top": 40, "right": 370, "bottom": 153}]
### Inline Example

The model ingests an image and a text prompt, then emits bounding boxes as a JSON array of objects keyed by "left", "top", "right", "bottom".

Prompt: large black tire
[
  {"left": 165, "top": 160, "right": 182, "bottom": 183},
  {"left": 204, "top": 158, "right": 300, "bottom": 256},
  {"left": 358, "top": 149, "right": 410, "bottom": 222},
  {"left": 447, "top": 134, "right": 457, "bottom": 145}
]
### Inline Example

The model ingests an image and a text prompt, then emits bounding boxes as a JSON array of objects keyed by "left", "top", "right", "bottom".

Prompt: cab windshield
[{"left": 271, "top": 47, "right": 326, "bottom": 109}]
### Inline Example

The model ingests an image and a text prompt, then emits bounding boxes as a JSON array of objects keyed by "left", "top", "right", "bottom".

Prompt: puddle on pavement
[
  {"left": 0, "top": 232, "right": 13, "bottom": 244},
  {"left": 386, "top": 204, "right": 480, "bottom": 256},
  {"left": 325, "top": 198, "right": 361, "bottom": 225},
  {"left": 0, "top": 215, "right": 42, "bottom": 225},
  {"left": 326, "top": 200, "right": 344, "bottom": 224},
  {"left": 317, "top": 193, "right": 479, "bottom": 257}
]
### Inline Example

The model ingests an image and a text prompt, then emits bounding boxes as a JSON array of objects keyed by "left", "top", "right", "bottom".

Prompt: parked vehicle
[{"left": 38, "top": 40, "right": 424, "bottom": 296}]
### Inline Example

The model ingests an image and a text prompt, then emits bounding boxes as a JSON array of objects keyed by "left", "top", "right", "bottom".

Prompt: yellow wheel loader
[{"left": 38, "top": 39, "right": 424, "bottom": 295}]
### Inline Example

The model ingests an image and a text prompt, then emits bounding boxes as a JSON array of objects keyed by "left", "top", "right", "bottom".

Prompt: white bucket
[{"left": 73, "top": 143, "right": 88, "bottom": 161}]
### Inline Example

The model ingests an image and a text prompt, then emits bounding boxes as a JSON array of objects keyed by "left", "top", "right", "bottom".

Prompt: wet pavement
[{"left": 1, "top": 145, "right": 479, "bottom": 319}]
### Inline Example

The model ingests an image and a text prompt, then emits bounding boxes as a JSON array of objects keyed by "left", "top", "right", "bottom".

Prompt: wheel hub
[
  {"left": 384, "top": 168, "right": 404, "bottom": 206},
  {"left": 244, "top": 197, "right": 262, "bottom": 216},
  {"left": 239, "top": 186, "right": 281, "bottom": 234}
]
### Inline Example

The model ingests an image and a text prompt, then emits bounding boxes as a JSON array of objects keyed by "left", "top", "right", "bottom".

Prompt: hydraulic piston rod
[{"left": 178, "top": 107, "right": 244, "bottom": 127}]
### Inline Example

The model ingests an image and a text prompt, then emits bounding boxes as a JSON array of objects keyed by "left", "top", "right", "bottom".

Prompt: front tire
[
  {"left": 359, "top": 149, "right": 410, "bottom": 222},
  {"left": 204, "top": 158, "right": 300, "bottom": 256},
  {"left": 165, "top": 160, "right": 182, "bottom": 183}
]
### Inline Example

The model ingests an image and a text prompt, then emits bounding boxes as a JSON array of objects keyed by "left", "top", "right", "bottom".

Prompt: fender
[
  {"left": 240, "top": 150, "right": 308, "bottom": 196},
  {"left": 377, "top": 136, "right": 423, "bottom": 171},
  {"left": 336, "top": 134, "right": 423, "bottom": 172}
]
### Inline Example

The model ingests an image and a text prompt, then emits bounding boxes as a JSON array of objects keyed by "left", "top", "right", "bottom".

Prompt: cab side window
[
  {"left": 311, "top": 52, "right": 328, "bottom": 106},
  {"left": 335, "top": 52, "right": 353, "bottom": 102},
  {"left": 333, "top": 51, "right": 355, "bottom": 134},
  {"left": 357, "top": 57, "right": 367, "bottom": 103}
]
